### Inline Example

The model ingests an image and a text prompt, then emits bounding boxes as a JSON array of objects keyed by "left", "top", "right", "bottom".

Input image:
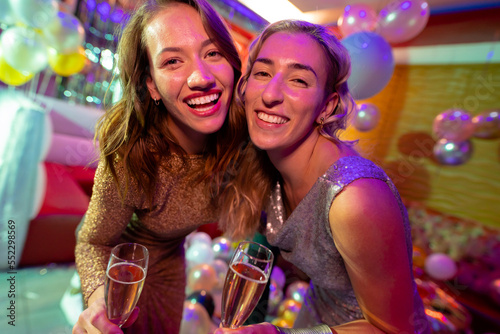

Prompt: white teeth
[
  {"left": 187, "top": 93, "right": 219, "bottom": 106},
  {"left": 257, "top": 112, "right": 288, "bottom": 124}
]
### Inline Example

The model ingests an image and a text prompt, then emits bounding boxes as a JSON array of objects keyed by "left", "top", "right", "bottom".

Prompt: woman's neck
[{"left": 268, "top": 135, "right": 344, "bottom": 211}]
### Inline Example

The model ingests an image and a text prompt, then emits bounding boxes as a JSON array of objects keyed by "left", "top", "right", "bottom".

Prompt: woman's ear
[
  {"left": 316, "top": 92, "right": 339, "bottom": 123},
  {"left": 146, "top": 75, "right": 159, "bottom": 101}
]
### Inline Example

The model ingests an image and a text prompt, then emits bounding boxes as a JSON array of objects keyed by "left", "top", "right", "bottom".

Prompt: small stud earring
[
  {"left": 319, "top": 117, "right": 325, "bottom": 128},
  {"left": 154, "top": 98, "right": 159, "bottom": 106}
]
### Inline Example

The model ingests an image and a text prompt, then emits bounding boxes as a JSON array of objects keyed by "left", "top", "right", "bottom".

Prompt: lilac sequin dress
[{"left": 264, "top": 156, "right": 430, "bottom": 333}]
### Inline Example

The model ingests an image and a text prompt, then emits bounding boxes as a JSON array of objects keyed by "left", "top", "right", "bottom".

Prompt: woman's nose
[
  {"left": 261, "top": 76, "right": 284, "bottom": 107},
  {"left": 187, "top": 60, "right": 215, "bottom": 89}
]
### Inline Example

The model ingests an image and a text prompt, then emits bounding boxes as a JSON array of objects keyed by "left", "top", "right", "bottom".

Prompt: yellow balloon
[
  {"left": 48, "top": 46, "right": 86, "bottom": 77},
  {"left": 0, "top": 53, "right": 34, "bottom": 86}
]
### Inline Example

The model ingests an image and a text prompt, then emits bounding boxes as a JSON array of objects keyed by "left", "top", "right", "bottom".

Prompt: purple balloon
[
  {"left": 341, "top": 32, "right": 394, "bottom": 100},
  {"left": 433, "top": 139, "right": 473, "bottom": 166},
  {"left": 270, "top": 266, "right": 286, "bottom": 289}
]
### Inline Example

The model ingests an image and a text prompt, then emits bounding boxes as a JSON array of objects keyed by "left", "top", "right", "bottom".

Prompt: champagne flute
[
  {"left": 105, "top": 243, "right": 149, "bottom": 327},
  {"left": 221, "top": 241, "right": 274, "bottom": 328}
]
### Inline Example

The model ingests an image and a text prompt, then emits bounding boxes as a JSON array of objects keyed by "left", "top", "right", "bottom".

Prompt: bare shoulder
[{"left": 329, "top": 178, "right": 404, "bottom": 239}]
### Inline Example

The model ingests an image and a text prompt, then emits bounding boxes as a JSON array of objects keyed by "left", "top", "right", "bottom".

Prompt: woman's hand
[
  {"left": 72, "top": 286, "right": 139, "bottom": 334},
  {"left": 214, "top": 322, "right": 280, "bottom": 334}
]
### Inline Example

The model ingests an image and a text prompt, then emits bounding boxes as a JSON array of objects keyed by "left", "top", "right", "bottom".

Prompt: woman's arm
[
  {"left": 328, "top": 178, "right": 416, "bottom": 333},
  {"left": 73, "top": 161, "right": 137, "bottom": 333}
]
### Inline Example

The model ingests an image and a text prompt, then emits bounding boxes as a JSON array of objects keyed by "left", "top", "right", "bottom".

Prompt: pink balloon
[
  {"left": 337, "top": 4, "right": 378, "bottom": 37},
  {"left": 187, "top": 263, "right": 218, "bottom": 293},
  {"left": 353, "top": 103, "right": 380, "bottom": 131},
  {"left": 472, "top": 110, "right": 500, "bottom": 139},
  {"left": 376, "top": 0, "right": 430, "bottom": 44},
  {"left": 424, "top": 253, "right": 457, "bottom": 281},
  {"left": 432, "top": 109, "right": 475, "bottom": 142}
]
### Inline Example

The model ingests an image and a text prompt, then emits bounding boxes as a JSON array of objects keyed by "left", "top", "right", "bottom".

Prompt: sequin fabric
[
  {"left": 265, "top": 156, "right": 429, "bottom": 332},
  {"left": 75, "top": 154, "right": 217, "bottom": 334}
]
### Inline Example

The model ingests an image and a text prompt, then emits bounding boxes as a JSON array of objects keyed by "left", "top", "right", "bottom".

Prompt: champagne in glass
[
  {"left": 105, "top": 243, "right": 149, "bottom": 327},
  {"left": 221, "top": 241, "right": 273, "bottom": 328}
]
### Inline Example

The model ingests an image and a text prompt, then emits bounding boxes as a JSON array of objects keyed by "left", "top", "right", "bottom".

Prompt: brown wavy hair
[
  {"left": 219, "top": 20, "right": 356, "bottom": 239},
  {"left": 97, "top": 0, "right": 245, "bottom": 203}
]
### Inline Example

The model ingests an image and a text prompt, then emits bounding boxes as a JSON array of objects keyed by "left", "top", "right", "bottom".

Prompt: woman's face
[
  {"left": 244, "top": 32, "right": 335, "bottom": 155},
  {"left": 145, "top": 3, "right": 234, "bottom": 153}
]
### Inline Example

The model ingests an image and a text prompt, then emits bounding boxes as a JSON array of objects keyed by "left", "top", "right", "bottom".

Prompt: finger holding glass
[
  {"left": 105, "top": 243, "right": 149, "bottom": 327},
  {"left": 221, "top": 241, "right": 274, "bottom": 329}
]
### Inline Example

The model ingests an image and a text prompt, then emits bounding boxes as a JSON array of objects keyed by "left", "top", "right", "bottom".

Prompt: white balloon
[
  {"left": 9, "top": 0, "right": 58, "bottom": 28},
  {"left": 0, "top": 26, "right": 49, "bottom": 73},
  {"left": 424, "top": 253, "right": 457, "bottom": 281},
  {"left": 186, "top": 242, "right": 214, "bottom": 268},
  {"left": 0, "top": 0, "right": 18, "bottom": 25},
  {"left": 42, "top": 11, "right": 86, "bottom": 54},
  {"left": 212, "top": 236, "right": 234, "bottom": 262},
  {"left": 190, "top": 231, "right": 213, "bottom": 246},
  {"left": 179, "top": 301, "right": 212, "bottom": 334}
]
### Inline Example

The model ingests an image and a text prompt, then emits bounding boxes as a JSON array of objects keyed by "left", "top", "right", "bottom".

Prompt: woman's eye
[
  {"left": 293, "top": 78, "right": 308, "bottom": 86},
  {"left": 207, "top": 50, "right": 222, "bottom": 58},
  {"left": 165, "top": 59, "right": 179, "bottom": 66},
  {"left": 254, "top": 71, "right": 269, "bottom": 77}
]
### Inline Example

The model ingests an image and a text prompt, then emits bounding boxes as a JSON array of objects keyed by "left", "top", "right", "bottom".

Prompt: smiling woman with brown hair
[{"left": 73, "top": 1, "right": 245, "bottom": 333}]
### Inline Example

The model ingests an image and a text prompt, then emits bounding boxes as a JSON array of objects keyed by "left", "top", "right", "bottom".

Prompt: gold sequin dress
[{"left": 75, "top": 154, "right": 217, "bottom": 333}]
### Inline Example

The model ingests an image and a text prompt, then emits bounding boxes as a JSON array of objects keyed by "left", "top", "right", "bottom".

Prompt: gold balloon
[
  {"left": 271, "top": 317, "right": 293, "bottom": 328},
  {"left": 48, "top": 46, "right": 86, "bottom": 77},
  {"left": 0, "top": 53, "right": 34, "bottom": 86},
  {"left": 277, "top": 298, "right": 302, "bottom": 318}
]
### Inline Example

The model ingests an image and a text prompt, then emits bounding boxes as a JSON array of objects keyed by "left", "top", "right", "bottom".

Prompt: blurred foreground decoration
[{"left": 0, "top": 90, "right": 52, "bottom": 270}]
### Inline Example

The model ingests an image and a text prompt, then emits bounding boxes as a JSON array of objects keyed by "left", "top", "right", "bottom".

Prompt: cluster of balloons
[
  {"left": 0, "top": 0, "right": 87, "bottom": 86},
  {"left": 337, "top": 1, "right": 430, "bottom": 44},
  {"left": 432, "top": 109, "right": 500, "bottom": 165},
  {"left": 338, "top": 1, "right": 430, "bottom": 101},
  {"left": 180, "top": 232, "right": 235, "bottom": 333},
  {"left": 268, "top": 274, "right": 309, "bottom": 328},
  {"left": 181, "top": 231, "right": 311, "bottom": 332}
]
